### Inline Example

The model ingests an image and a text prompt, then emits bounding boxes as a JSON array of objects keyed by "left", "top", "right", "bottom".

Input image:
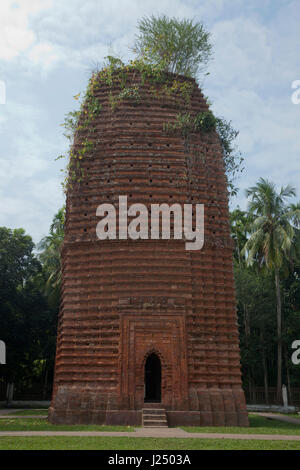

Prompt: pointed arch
[{"left": 142, "top": 348, "right": 165, "bottom": 369}]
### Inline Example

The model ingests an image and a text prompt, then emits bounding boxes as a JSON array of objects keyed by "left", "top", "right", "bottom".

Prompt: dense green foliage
[
  {"left": 233, "top": 180, "right": 300, "bottom": 403},
  {"left": 133, "top": 15, "right": 213, "bottom": 77},
  {"left": 37, "top": 208, "right": 65, "bottom": 308},
  {"left": 0, "top": 214, "right": 63, "bottom": 400}
]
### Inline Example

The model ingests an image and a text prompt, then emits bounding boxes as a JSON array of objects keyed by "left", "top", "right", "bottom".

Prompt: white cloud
[
  {"left": 0, "top": 0, "right": 53, "bottom": 61},
  {"left": 202, "top": 3, "right": 300, "bottom": 209},
  {"left": 0, "top": 0, "right": 300, "bottom": 241},
  {"left": 0, "top": 182, "right": 64, "bottom": 243},
  {"left": 0, "top": 24, "right": 35, "bottom": 60},
  {"left": 209, "top": 17, "right": 272, "bottom": 91},
  {"left": 27, "top": 42, "right": 63, "bottom": 71}
]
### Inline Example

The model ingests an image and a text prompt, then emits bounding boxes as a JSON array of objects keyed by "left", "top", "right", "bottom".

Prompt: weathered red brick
[{"left": 49, "top": 70, "right": 248, "bottom": 426}]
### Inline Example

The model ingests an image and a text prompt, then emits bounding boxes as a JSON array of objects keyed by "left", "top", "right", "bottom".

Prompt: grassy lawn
[
  {"left": 1, "top": 413, "right": 300, "bottom": 450},
  {"left": 0, "top": 414, "right": 299, "bottom": 434},
  {"left": 181, "top": 414, "right": 300, "bottom": 435},
  {"left": 0, "top": 418, "right": 134, "bottom": 432},
  {"left": 0, "top": 436, "right": 299, "bottom": 450}
]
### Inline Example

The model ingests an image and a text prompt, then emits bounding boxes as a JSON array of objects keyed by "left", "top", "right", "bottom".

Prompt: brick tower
[{"left": 49, "top": 68, "right": 248, "bottom": 426}]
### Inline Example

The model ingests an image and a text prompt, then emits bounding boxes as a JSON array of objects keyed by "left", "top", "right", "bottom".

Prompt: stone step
[
  {"left": 142, "top": 406, "right": 168, "bottom": 428},
  {"left": 144, "top": 425, "right": 168, "bottom": 428},
  {"left": 144, "top": 422, "right": 167, "bottom": 426},
  {"left": 142, "top": 408, "right": 165, "bottom": 412},
  {"left": 144, "top": 421, "right": 168, "bottom": 428},
  {"left": 143, "top": 416, "right": 167, "bottom": 421},
  {"left": 143, "top": 416, "right": 166, "bottom": 420},
  {"left": 142, "top": 409, "right": 165, "bottom": 414},
  {"left": 144, "top": 416, "right": 167, "bottom": 423}
]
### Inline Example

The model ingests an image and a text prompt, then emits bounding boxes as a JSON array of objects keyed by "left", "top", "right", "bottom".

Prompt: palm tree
[
  {"left": 242, "top": 178, "right": 300, "bottom": 402},
  {"left": 230, "top": 207, "right": 254, "bottom": 265},
  {"left": 38, "top": 208, "right": 65, "bottom": 307}
]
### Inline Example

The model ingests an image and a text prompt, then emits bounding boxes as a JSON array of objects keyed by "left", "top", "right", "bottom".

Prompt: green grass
[
  {"left": 181, "top": 414, "right": 300, "bottom": 435},
  {"left": 1, "top": 412, "right": 300, "bottom": 452},
  {"left": 0, "top": 413, "right": 300, "bottom": 450},
  {"left": 0, "top": 419, "right": 134, "bottom": 432},
  {"left": 6, "top": 409, "right": 48, "bottom": 416},
  {"left": 1, "top": 414, "right": 299, "bottom": 435},
  {"left": 0, "top": 436, "right": 299, "bottom": 450}
]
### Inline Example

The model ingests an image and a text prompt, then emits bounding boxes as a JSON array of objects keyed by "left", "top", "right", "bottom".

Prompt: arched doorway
[{"left": 144, "top": 353, "right": 161, "bottom": 402}]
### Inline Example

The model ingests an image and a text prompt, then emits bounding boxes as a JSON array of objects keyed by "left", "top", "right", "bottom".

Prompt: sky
[{"left": 0, "top": 0, "right": 299, "bottom": 244}]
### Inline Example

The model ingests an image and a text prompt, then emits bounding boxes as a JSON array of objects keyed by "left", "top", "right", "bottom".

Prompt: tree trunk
[
  {"left": 6, "top": 382, "right": 14, "bottom": 405},
  {"left": 235, "top": 227, "right": 242, "bottom": 265},
  {"left": 275, "top": 269, "right": 282, "bottom": 403},
  {"left": 260, "top": 328, "right": 269, "bottom": 405},
  {"left": 248, "top": 373, "right": 256, "bottom": 404},
  {"left": 243, "top": 302, "right": 253, "bottom": 403},
  {"left": 251, "top": 378, "right": 256, "bottom": 404}
]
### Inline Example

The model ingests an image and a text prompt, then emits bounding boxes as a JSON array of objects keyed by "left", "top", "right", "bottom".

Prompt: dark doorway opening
[{"left": 144, "top": 353, "right": 161, "bottom": 402}]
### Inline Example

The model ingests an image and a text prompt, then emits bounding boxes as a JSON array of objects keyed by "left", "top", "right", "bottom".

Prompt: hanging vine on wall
[
  {"left": 56, "top": 78, "right": 103, "bottom": 191},
  {"left": 56, "top": 15, "right": 243, "bottom": 196},
  {"left": 163, "top": 110, "right": 243, "bottom": 196},
  {"left": 163, "top": 111, "right": 216, "bottom": 137},
  {"left": 57, "top": 56, "right": 199, "bottom": 191},
  {"left": 57, "top": 54, "right": 242, "bottom": 196}
]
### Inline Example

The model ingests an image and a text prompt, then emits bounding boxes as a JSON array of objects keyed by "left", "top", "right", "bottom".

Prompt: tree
[
  {"left": 242, "top": 178, "right": 300, "bottom": 401},
  {"left": 235, "top": 264, "right": 276, "bottom": 404},
  {"left": 0, "top": 228, "right": 44, "bottom": 386},
  {"left": 38, "top": 208, "right": 65, "bottom": 307},
  {"left": 0, "top": 224, "right": 62, "bottom": 400},
  {"left": 230, "top": 207, "right": 252, "bottom": 264},
  {"left": 133, "top": 15, "right": 213, "bottom": 78},
  {"left": 0, "top": 227, "right": 39, "bottom": 295}
]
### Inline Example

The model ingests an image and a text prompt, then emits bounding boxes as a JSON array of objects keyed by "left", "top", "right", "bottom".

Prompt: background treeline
[
  {"left": 232, "top": 179, "right": 300, "bottom": 405},
  {"left": 0, "top": 210, "right": 64, "bottom": 401},
  {"left": 0, "top": 179, "right": 300, "bottom": 404}
]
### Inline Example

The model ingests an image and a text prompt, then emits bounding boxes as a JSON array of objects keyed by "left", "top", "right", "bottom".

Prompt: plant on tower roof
[{"left": 133, "top": 15, "right": 213, "bottom": 78}]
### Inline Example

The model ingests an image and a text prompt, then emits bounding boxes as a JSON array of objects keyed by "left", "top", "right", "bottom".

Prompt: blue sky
[{"left": 0, "top": 0, "right": 299, "bottom": 243}]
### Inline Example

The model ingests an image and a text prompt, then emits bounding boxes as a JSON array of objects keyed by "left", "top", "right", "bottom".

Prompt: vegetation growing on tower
[
  {"left": 57, "top": 15, "right": 243, "bottom": 196},
  {"left": 133, "top": 15, "right": 213, "bottom": 77}
]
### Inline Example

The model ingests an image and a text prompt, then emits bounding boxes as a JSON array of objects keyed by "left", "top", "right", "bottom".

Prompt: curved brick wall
[{"left": 49, "top": 70, "right": 248, "bottom": 426}]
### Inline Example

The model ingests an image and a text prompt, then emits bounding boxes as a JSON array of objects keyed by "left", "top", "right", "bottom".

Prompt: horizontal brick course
[{"left": 49, "top": 70, "right": 248, "bottom": 426}]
